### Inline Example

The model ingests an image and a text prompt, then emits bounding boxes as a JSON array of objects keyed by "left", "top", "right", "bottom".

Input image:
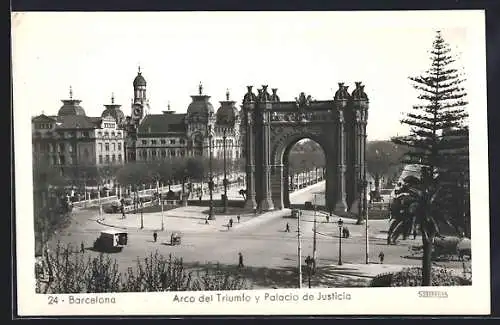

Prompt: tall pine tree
[{"left": 389, "top": 31, "right": 469, "bottom": 286}]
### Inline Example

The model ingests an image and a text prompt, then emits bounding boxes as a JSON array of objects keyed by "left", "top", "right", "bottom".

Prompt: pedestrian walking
[
  {"left": 238, "top": 252, "right": 244, "bottom": 268},
  {"left": 229, "top": 218, "right": 233, "bottom": 227},
  {"left": 378, "top": 251, "right": 385, "bottom": 264},
  {"left": 153, "top": 232, "right": 158, "bottom": 243},
  {"left": 285, "top": 222, "right": 290, "bottom": 232},
  {"left": 343, "top": 227, "right": 350, "bottom": 239},
  {"left": 80, "top": 241, "right": 85, "bottom": 253},
  {"left": 205, "top": 218, "right": 209, "bottom": 224},
  {"left": 413, "top": 228, "right": 417, "bottom": 240},
  {"left": 199, "top": 195, "right": 202, "bottom": 201},
  {"left": 237, "top": 215, "right": 241, "bottom": 223},
  {"left": 326, "top": 215, "right": 330, "bottom": 223}
]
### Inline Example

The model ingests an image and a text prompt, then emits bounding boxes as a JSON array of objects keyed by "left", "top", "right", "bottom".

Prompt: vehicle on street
[
  {"left": 93, "top": 229, "right": 128, "bottom": 252},
  {"left": 103, "top": 201, "right": 121, "bottom": 213},
  {"left": 171, "top": 232, "right": 182, "bottom": 245}
]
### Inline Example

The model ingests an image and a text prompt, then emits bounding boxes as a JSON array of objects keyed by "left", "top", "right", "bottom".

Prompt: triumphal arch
[{"left": 241, "top": 82, "right": 368, "bottom": 213}]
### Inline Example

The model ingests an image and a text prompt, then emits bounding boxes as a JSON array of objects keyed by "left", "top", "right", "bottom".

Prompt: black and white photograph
[{"left": 12, "top": 10, "right": 490, "bottom": 315}]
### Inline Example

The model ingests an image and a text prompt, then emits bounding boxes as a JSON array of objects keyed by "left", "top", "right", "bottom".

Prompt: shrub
[{"left": 36, "top": 244, "right": 249, "bottom": 293}]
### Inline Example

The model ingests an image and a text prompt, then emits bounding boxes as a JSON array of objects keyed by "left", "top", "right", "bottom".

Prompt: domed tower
[
  {"left": 131, "top": 66, "right": 149, "bottom": 125},
  {"left": 101, "top": 93, "right": 125, "bottom": 127},
  {"left": 186, "top": 82, "right": 215, "bottom": 145},
  {"left": 58, "top": 86, "right": 86, "bottom": 116},
  {"left": 216, "top": 89, "right": 241, "bottom": 163}
]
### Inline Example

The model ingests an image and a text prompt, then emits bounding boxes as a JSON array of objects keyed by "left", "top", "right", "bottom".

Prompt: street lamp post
[
  {"left": 208, "top": 125, "right": 215, "bottom": 220},
  {"left": 159, "top": 194, "right": 164, "bottom": 231},
  {"left": 312, "top": 193, "right": 318, "bottom": 273},
  {"left": 365, "top": 180, "right": 370, "bottom": 264},
  {"left": 222, "top": 129, "right": 228, "bottom": 213},
  {"left": 337, "top": 218, "right": 344, "bottom": 266},
  {"left": 140, "top": 200, "right": 144, "bottom": 229}
]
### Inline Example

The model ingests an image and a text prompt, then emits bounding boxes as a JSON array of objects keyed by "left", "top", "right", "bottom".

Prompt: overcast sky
[{"left": 12, "top": 11, "right": 483, "bottom": 140}]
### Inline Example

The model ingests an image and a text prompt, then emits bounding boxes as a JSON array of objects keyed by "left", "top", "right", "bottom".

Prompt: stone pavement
[
  {"left": 93, "top": 182, "right": 325, "bottom": 234},
  {"left": 96, "top": 205, "right": 292, "bottom": 234},
  {"left": 318, "top": 262, "right": 465, "bottom": 280}
]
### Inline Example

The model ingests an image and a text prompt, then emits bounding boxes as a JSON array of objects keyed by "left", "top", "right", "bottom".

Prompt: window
[
  {"left": 151, "top": 140, "right": 157, "bottom": 145},
  {"left": 51, "top": 156, "right": 57, "bottom": 165},
  {"left": 118, "top": 143, "right": 122, "bottom": 151},
  {"left": 59, "top": 155, "right": 65, "bottom": 165},
  {"left": 105, "top": 143, "right": 110, "bottom": 151},
  {"left": 117, "top": 132, "right": 121, "bottom": 137},
  {"left": 151, "top": 150, "right": 157, "bottom": 160},
  {"left": 105, "top": 155, "right": 110, "bottom": 163},
  {"left": 99, "top": 143, "right": 103, "bottom": 151},
  {"left": 112, "top": 154, "right": 116, "bottom": 162},
  {"left": 161, "top": 150, "right": 166, "bottom": 158},
  {"left": 142, "top": 150, "right": 147, "bottom": 158},
  {"left": 170, "top": 150, "right": 176, "bottom": 157},
  {"left": 99, "top": 155, "right": 103, "bottom": 164},
  {"left": 160, "top": 139, "right": 166, "bottom": 145},
  {"left": 111, "top": 131, "right": 115, "bottom": 137},
  {"left": 104, "top": 131, "right": 109, "bottom": 137},
  {"left": 98, "top": 131, "right": 102, "bottom": 137},
  {"left": 142, "top": 140, "right": 147, "bottom": 145},
  {"left": 58, "top": 143, "right": 64, "bottom": 152},
  {"left": 68, "top": 144, "right": 73, "bottom": 153},
  {"left": 180, "top": 139, "right": 185, "bottom": 145},
  {"left": 180, "top": 150, "right": 185, "bottom": 156},
  {"left": 48, "top": 143, "right": 54, "bottom": 152},
  {"left": 170, "top": 139, "right": 175, "bottom": 145},
  {"left": 84, "top": 148, "right": 89, "bottom": 158},
  {"left": 112, "top": 143, "right": 116, "bottom": 151},
  {"left": 118, "top": 154, "right": 122, "bottom": 162},
  {"left": 83, "top": 131, "right": 89, "bottom": 137}
]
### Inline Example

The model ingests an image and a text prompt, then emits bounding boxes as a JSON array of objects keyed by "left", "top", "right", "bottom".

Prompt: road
[{"left": 48, "top": 181, "right": 464, "bottom": 289}]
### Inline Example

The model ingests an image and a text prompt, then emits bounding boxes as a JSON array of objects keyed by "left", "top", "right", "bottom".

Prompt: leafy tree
[
  {"left": 389, "top": 31, "right": 469, "bottom": 286},
  {"left": 33, "top": 159, "right": 71, "bottom": 256},
  {"left": 366, "top": 141, "right": 405, "bottom": 192}
]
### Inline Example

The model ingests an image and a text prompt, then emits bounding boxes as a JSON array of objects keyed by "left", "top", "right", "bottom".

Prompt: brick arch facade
[{"left": 241, "top": 84, "right": 369, "bottom": 214}]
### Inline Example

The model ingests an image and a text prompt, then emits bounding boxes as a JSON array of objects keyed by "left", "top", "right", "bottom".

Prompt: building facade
[
  {"left": 32, "top": 67, "right": 244, "bottom": 190},
  {"left": 31, "top": 87, "right": 126, "bottom": 188},
  {"left": 125, "top": 70, "right": 242, "bottom": 165}
]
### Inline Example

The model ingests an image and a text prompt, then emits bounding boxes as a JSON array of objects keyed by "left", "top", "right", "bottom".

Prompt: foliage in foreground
[
  {"left": 36, "top": 243, "right": 250, "bottom": 293},
  {"left": 369, "top": 266, "right": 471, "bottom": 287}
]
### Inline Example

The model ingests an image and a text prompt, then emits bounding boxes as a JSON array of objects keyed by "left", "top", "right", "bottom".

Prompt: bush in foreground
[
  {"left": 36, "top": 242, "right": 251, "bottom": 293},
  {"left": 369, "top": 267, "right": 471, "bottom": 287}
]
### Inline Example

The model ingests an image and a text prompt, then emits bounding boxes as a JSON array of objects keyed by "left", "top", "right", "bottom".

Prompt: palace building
[
  {"left": 32, "top": 67, "right": 243, "bottom": 188},
  {"left": 125, "top": 68, "right": 242, "bottom": 164},
  {"left": 31, "top": 87, "right": 126, "bottom": 187}
]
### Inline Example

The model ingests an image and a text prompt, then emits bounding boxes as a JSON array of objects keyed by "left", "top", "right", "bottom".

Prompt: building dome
[
  {"left": 216, "top": 102, "right": 238, "bottom": 127},
  {"left": 102, "top": 106, "right": 125, "bottom": 124},
  {"left": 133, "top": 73, "right": 146, "bottom": 87},
  {"left": 58, "top": 100, "right": 86, "bottom": 116},
  {"left": 101, "top": 94, "right": 125, "bottom": 124},
  {"left": 187, "top": 95, "right": 214, "bottom": 116}
]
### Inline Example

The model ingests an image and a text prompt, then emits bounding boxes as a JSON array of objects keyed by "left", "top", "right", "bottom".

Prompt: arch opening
[{"left": 278, "top": 136, "right": 327, "bottom": 209}]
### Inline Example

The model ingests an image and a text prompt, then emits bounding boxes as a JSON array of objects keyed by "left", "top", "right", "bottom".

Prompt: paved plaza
[{"left": 49, "top": 181, "right": 466, "bottom": 289}]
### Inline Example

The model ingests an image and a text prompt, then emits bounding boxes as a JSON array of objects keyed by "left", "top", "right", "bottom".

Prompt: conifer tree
[
  {"left": 393, "top": 30, "right": 468, "bottom": 172},
  {"left": 389, "top": 31, "right": 469, "bottom": 286}
]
